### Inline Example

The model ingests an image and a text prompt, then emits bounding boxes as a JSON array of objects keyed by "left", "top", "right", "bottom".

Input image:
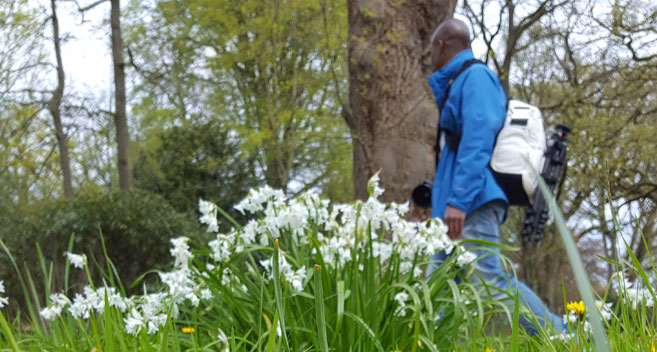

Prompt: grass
[{"left": 0, "top": 178, "right": 656, "bottom": 351}]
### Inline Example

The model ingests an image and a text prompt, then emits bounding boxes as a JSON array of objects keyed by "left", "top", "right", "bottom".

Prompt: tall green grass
[{"left": 0, "top": 177, "right": 655, "bottom": 351}]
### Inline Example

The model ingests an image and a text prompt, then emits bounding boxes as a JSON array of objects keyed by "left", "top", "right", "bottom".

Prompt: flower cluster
[
  {"left": 393, "top": 291, "right": 409, "bottom": 317},
  {"left": 614, "top": 271, "right": 655, "bottom": 310},
  {"left": 40, "top": 286, "right": 127, "bottom": 321},
  {"left": 40, "top": 239, "right": 214, "bottom": 336},
  {"left": 37, "top": 175, "right": 476, "bottom": 337},
  {"left": 558, "top": 299, "right": 613, "bottom": 338},
  {"left": 40, "top": 293, "right": 69, "bottom": 320},
  {"left": 122, "top": 237, "right": 214, "bottom": 334},
  {"left": 260, "top": 254, "right": 306, "bottom": 293},
  {"left": 217, "top": 175, "right": 460, "bottom": 286},
  {"left": 66, "top": 252, "right": 87, "bottom": 269}
]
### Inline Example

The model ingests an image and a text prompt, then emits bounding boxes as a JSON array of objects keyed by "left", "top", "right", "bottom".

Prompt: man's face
[{"left": 430, "top": 37, "right": 444, "bottom": 72}]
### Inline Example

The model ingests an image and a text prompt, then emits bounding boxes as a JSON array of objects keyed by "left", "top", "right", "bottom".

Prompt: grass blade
[
  {"left": 0, "top": 310, "right": 20, "bottom": 352},
  {"left": 511, "top": 289, "right": 520, "bottom": 352},
  {"left": 314, "top": 264, "right": 329, "bottom": 352},
  {"left": 536, "top": 173, "right": 609, "bottom": 351},
  {"left": 272, "top": 239, "right": 289, "bottom": 351}
]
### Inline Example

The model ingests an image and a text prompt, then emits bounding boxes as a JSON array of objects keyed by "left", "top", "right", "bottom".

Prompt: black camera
[{"left": 412, "top": 180, "right": 433, "bottom": 208}]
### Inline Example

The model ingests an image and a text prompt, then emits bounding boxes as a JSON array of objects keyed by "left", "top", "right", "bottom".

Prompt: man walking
[{"left": 425, "top": 18, "right": 565, "bottom": 335}]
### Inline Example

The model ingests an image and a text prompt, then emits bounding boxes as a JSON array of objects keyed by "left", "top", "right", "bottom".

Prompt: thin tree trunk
[
  {"left": 48, "top": 0, "right": 73, "bottom": 199},
  {"left": 111, "top": 0, "right": 131, "bottom": 189},
  {"left": 346, "top": 0, "right": 457, "bottom": 218}
]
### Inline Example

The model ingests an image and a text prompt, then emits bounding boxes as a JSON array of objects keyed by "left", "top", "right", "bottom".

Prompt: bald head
[{"left": 430, "top": 18, "right": 472, "bottom": 71}]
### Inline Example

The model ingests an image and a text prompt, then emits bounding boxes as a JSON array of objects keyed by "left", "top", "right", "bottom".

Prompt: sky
[
  {"left": 51, "top": 0, "right": 113, "bottom": 98},
  {"left": 52, "top": 2, "right": 484, "bottom": 97}
]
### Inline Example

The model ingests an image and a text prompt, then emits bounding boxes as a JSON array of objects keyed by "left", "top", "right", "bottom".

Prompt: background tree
[
  {"left": 124, "top": 0, "right": 353, "bottom": 201},
  {"left": 462, "top": 0, "right": 657, "bottom": 310},
  {"left": 48, "top": 0, "right": 74, "bottom": 199},
  {"left": 133, "top": 120, "right": 259, "bottom": 225},
  {"left": 0, "top": 0, "right": 60, "bottom": 207},
  {"left": 110, "top": 0, "right": 131, "bottom": 189},
  {"left": 346, "top": 0, "right": 457, "bottom": 217}
]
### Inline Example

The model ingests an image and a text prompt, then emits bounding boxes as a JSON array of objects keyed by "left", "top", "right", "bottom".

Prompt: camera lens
[{"left": 412, "top": 181, "right": 433, "bottom": 208}]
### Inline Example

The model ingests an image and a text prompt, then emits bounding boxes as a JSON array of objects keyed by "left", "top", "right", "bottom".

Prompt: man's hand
[{"left": 444, "top": 206, "right": 466, "bottom": 240}]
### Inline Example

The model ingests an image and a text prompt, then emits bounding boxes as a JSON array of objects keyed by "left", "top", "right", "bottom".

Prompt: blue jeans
[{"left": 426, "top": 200, "right": 566, "bottom": 335}]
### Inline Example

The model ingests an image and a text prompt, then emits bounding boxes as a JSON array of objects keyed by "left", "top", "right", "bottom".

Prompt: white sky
[
  {"left": 51, "top": 3, "right": 485, "bottom": 96},
  {"left": 49, "top": 0, "right": 112, "bottom": 99}
]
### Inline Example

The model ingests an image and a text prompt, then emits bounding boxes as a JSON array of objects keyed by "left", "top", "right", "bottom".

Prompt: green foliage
[
  {"left": 133, "top": 120, "right": 259, "bottom": 225},
  {"left": 0, "top": 188, "right": 204, "bottom": 309},
  {"left": 2, "top": 181, "right": 657, "bottom": 351},
  {"left": 125, "top": 0, "right": 353, "bottom": 197}
]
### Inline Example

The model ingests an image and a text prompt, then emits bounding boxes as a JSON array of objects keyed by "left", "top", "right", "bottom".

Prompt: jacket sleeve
[{"left": 446, "top": 68, "right": 504, "bottom": 212}]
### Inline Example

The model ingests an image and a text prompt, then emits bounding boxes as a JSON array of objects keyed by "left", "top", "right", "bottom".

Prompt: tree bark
[
  {"left": 347, "top": 0, "right": 457, "bottom": 217},
  {"left": 111, "top": 0, "right": 131, "bottom": 189},
  {"left": 48, "top": 0, "right": 73, "bottom": 199}
]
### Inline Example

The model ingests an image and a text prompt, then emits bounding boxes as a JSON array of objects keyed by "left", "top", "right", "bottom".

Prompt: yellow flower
[
  {"left": 567, "top": 300, "right": 586, "bottom": 315},
  {"left": 181, "top": 326, "right": 195, "bottom": 333},
  {"left": 485, "top": 348, "right": 495, "bottom": 352}
]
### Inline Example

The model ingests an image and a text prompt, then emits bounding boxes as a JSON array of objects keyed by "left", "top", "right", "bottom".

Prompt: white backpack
[
  {"left": 436, "top": 60, "right": 548, "bottom": 206},
  {"left": 490, "top": 99, "right": 546, "bottom": 205}
]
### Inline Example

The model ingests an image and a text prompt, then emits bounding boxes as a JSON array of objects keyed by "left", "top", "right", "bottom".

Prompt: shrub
[{"left": 0, "top": 188, "right": 205, "bottom": 311}]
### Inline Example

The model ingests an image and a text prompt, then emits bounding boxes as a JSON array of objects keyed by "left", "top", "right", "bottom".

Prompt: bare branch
[{"left": 78, "top": 0, "right": 108, "bottom": 12}]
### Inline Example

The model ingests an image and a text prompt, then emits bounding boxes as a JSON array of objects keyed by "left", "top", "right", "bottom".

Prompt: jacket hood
[{"left": 427, "top": 49, "right": 475, "bottom": 110}]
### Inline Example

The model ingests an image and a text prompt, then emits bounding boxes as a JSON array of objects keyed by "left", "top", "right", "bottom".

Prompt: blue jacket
[{"left": 427, "top": 49, "right": 508, "bottom": 220}]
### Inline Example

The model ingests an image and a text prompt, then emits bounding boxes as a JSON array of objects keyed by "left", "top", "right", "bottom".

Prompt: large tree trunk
[
  {"left": 111, "top": 0, "right": 131, "bottom": 189},
  {"left": 48, "top": 0, "right": 73, "bottom": 199},
  {"left": 346, "top": 0, "right": 457, "bottom": 217}
]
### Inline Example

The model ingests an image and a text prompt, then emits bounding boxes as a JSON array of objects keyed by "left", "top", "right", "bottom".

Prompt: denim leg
[{"left": 433, "top": 200, "right": 566, "bottom": 334}]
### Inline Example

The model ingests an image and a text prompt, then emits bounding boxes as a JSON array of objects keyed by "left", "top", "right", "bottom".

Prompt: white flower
[
  {"left": 413, "top": 266, "right": 423, "bottom": 278},
  {"left": 234, "top": 186, "right": 286, "bottom": 215},
  {"left": 367, "top": 173, "right": 384, "bottom": 199},
  {"left": 549, "top": 333, "right": 572, "bottom": 342},
  {"left": 456, "top": 251, "right": 477, "bottom": 267},
  {"left": 199, "top": 199, "right": 219, "bottom": 233},
  {"left": 260, "top": 255, "right": 307, "bottom": 293},
  {"left": 200, "top": 288, "right": 213, "bottom": 300},
  {"left": 170, "top": 237, "right": 193, "bottom": 269},
  {"left": 0, "top": 280, "right": 6, "bottom": 308},
  {"left": 40, "top": 293, "right": 71, "bottom": 320},
  {"left": 147, "top": 314, "right": 167, "bottom": 334},
  {"left": 50, "top": 292, "right": 69, "bottom": 307},
  {"left": 289, "top": 266, "right": 306, "bottom": 293},
  {"left": 562, "top": 312, "right": 578, "bottom": 324},
  {"left": 40, "top": 305, "right": 60, "bottom": 320},
  {"left": 595, "top": 300, "right": 613, "bottom": 321},
  {"left": 399, "top": 262, "right": 413, "bottom": 275},
  {"left": 125, "top": 308, "right": 145, "bottom": 335},
  {"left": 186, "top": 291, "right": 200, "bottom": 307},
  {"left": 141, "top": 293, "right": 166, "bottom": 318},
  {"left": 209, "top": 235, "right": 232, "bottom": 263},
  {"left": 218, "top": 329, "right": 229, "bottom": 351},
  {"left": 66, "top": 252, "right": 87, "bottom": 269},
  {"left": 393, "top": 292, "right": 409, "bottom": 317},
  {"left": 623, "top": 287, "right": 654, "bottom": 310},
  {"left": 69, "top": 292, "right": 92, "bottom": 319}
]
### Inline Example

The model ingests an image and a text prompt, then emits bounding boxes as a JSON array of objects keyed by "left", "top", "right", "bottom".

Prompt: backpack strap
[{"left": 434, "top": 59, "right": 485, "bottom": 167}]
